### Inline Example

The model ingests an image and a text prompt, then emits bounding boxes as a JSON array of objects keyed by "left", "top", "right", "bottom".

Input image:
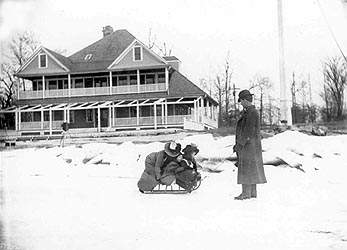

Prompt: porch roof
[{"left": 2, "top": 97, "right": 199, "bottom": 113}]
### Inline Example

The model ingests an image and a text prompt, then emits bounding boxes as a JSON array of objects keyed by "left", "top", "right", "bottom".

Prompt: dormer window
[
  {"left": 133, "top": 46, "right": 142, "bottom": 61},
  {"left": 84, "top": 54, "right": 93, "bottom": 61},
  {"left": 39, "top": 54, "right": 47, "bottom": 68}
]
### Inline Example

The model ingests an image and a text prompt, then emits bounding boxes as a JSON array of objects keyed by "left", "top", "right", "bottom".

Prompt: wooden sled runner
[{"left": 142, "top": 178, "right": 202, "bottom": 194}]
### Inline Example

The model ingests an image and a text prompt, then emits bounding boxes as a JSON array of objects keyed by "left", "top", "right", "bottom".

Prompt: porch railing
[
  {"left": 18, "top": 114, "right": 216, "bottom": 131},
  {"left": 19, "top": 83, "right": 166, "bottom": 99},
  {"left": 20, "top": 121, "right": 63, "bottom": 130}
]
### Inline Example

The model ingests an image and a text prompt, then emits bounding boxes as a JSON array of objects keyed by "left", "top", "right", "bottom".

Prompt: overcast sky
[{"left": 1, "top": 0, "right": 347, "bottom": 103}]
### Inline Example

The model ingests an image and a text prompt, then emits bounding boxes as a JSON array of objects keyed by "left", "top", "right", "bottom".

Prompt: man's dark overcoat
[{"left": 235, "top": 105, "right": 267, "bottom": 184}]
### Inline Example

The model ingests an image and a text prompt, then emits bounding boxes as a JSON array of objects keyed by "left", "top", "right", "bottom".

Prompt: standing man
[{"left": 233, "top": 89, "right": 267, "bottom": 200}]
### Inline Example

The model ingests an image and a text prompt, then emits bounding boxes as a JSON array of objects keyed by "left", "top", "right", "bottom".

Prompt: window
[
  {"left": 33, "top": 112, "right": 41, "bottom": 122},
  {"left": 86, "top": 109, "right": 94, "bottom": 122},
  {"left": 69, "top": 110, "right": 75, "bottom": 124},
  {"left": 53, "top": 111, "right": 63, "bottom": 121},
  {"left": 133, "top": 46, "right": 142, "bottom": 61},
  {"left": 140, "top": 75, "right": 145, "bottom": 85},
  {"left": 85, "top": 78, "right": 93, "bottom": 88},
  {"left": 58, "top": 80, "right": 64, "bottom": 89},
  {"left": 84, "top": 54, "right": 93, "bottom": 61},
  {"left": 63, "top": 80, "right": 68, "bottom": 89},
  {"left": 95, "top": 77, "right": 108, "bottom": 87},
  {"left": 146, "top": 74, "right": 155, "bottom": 84},
  {"left": 48, "top": 80, "right": 57, "bottom": 90},
  {"left": 118, "top": 76, "right": 128, "bottom": 86},
  {"left": 44, "top": 111, "right": 49, "bottom": 121},
  {"left": 129, "top": 75, "right": 137, "bottom": 85},
  {"left": 112, "top": 76, "right": 118, "bottom": 86},
  {"left": 33, "top": 80, "right": 43, "bottom": 91},
  {"left": 39, "top": 54, "right": 47, "bottom": 68},
  {"left": 74, "top": 79, "right": 83, "bottom": 88},
  {"left": 158, "top": 73, "right": 165, "bottom": 83}
]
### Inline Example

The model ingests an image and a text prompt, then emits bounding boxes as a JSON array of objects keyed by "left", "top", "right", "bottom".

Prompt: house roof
[
  {"left": 163, "top": 56, "right": 180, "bottom": 61},
  {"left": 67, "top": 29, "right": 136, "bottom": 72},
  {"left": 45, "top": 48, "right": 73, "bottom": 69},
  {"left": 168, "top": 70, "right": 217, "bottom": 105}
]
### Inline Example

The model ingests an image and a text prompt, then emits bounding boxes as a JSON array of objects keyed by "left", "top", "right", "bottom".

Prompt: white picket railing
[
  {"left": 19, "top": 83, "right": 167, "bottom": 99},
  {"left": 20, "top": 121, "right": 63, "bottom": 130},
  {"left": 19, "top": 91, "right": 43, "bottom": 99},
  {"left": 45, "top": 89, "right": 69, "bottom": 98},
  {"left": 139, "top": 83, "right": 166, "bottom": 92},
  {"left": 70, "top": 87, "right": 110, "bottom": 97},
  {"left": 112, "top": 85, "right": 138, "bottom": 94}
]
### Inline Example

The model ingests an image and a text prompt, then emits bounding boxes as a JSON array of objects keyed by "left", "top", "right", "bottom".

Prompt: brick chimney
[{"left": 102, "top": 25, "right": 113, "bottom": 37}]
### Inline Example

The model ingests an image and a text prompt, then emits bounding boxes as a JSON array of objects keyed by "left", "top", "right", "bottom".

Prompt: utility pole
[{"left": 277, "top": 0, "right": 292, "bottom": 125}]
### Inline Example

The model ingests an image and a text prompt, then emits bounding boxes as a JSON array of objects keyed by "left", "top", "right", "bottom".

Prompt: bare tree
[
  {"left": 249, "top": 74, "right": 271, "bottom": 125},
  {"left": 322, "top": 56, "right": 347, "bottom": 120},
  {"left": 147, "top": 28, "right": 172, "bottom": 56},
  {"left": 0, "top": 32, "right": 39, "bottom": 107},
  {"left": 213, "top": 75, "right": 224, "bottom": 126},
  {"left": 0, "top": 63, "right": 17, "bottom": 108}
]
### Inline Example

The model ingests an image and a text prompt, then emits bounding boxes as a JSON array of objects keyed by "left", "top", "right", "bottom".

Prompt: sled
[{"left": 142, "top": 178, "right": 202, "bottom": 194}]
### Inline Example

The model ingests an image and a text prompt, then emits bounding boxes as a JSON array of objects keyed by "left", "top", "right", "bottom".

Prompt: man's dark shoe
[
  {"left": 234, "top": 193, "right": 251, "bottom": 200},
  {"left": 251, "top": 194, "right": 257, "bottom": 198}
]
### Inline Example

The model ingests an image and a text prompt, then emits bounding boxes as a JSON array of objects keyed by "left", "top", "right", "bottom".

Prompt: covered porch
[{"left": 0, "top": 97, "right": 218, "bottom": 136}]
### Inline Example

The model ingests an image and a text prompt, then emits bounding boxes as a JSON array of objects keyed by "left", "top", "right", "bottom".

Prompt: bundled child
[{"left": 175, "top": 143, "right": 202, "bottom": 192}]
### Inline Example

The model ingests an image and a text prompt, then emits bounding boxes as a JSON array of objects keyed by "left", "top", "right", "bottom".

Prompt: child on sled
[{"left": 175, "top": 143, "right": 202, "bottom": 192}]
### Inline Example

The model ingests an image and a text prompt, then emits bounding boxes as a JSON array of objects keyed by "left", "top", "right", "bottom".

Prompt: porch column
[
  {"left": 161, "top": 103, "right": 164, "bottom": 125},
  {"left": 97, "top": 107, "right": 101, "bottom": 132},
  {"left": 49, "top": 108, "right": 52, "bottom": 135},
  {"left": 112, "top": 105, "right": 115, "bottom": 127},
  {"left": 17, "top": 81, "right": 20, "bottom": 100},
  {"left": 18, "top": 110, "right": 21, "bottom": 131},
  {"left": 67, "top": 109, "right": 70, "bottom": 123},
  {"left": 108, "top": 106, "right": 112, "bottom": 128},
  {"left": 165, "top": 100, "right": 168, "bottom": 125},
  {"left": 109, "top": 71, "right": 113, "bottom": 94},
  {"left": 136, "top": 101, "right": 140, "bottom": 127},
  {"left": 42, "top": 75, "right": 45, "bottom": 99},
  {"left": 41, "top": 109, "right": 44, "bottom": 130},
  {"left": 200, "top": 97, "right": 204, "bottom": 123},
  {"left": 68, "top": 74, "right": 71, "bottom": 97},
  {"left": 194, "top": 100, "right": 198, "bottom": 122},
  {"left": 15, "top": 110, "right": 18, "bottom": 131},
  {"left": 165, "top": 67, "right": 169, "bottom": 91},
  {"left": 154, "top": 103, "right": 157, "bottom": 129},
  {"left": 137, "top": 69, "right": 140, "bottom": 93}
]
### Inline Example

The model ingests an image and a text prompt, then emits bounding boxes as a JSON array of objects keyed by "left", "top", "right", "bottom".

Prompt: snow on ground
[{"left": 1, "top": 131, "right": 347, "bottom": 250}]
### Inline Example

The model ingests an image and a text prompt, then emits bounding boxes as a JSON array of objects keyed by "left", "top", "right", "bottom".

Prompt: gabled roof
[
  {"left": 163, "top": 56, "right": 180, "bottom": 61},
  {"left": 44, "top": 48, "right": 73, "bottom": 69},
  {"left": 168, "top": 70, "right": 218, "bottom": 105},
  {"left": 68, "top": 29, "right": 136, "bottom": 72},
  {"left": 16, "top": 46, "right": 70, "bottom": 75}
]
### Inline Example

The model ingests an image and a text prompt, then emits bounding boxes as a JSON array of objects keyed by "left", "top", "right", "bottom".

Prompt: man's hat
[
  {"left": 164, "top": 141, "right": 182, "bottom": 157},
  {"left": 182, "top": 143, "right": 199, "bottom": 155},
  {"left": 238, "top": 89, "right": 254, "bottom": 102}
]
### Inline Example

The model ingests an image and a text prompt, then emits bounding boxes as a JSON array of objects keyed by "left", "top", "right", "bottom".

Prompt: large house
[{"left": 2, "top": 26, "right": 218, "bottom": 137}]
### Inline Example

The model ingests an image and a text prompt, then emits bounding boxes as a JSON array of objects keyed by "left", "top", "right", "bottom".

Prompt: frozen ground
[{"left": 1, "top": 131, "right": 347, "bottom": 250}]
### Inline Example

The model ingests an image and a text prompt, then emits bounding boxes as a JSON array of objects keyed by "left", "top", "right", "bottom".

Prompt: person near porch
[
  {"left": 233, "top": 89, "right": 267, "bottom": 200},
  {"left": 59, "top": 122, "right": 69, "bottom": 147},
  {"left": 137, "top": 141, "right": 182, "bottom": 193}
]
